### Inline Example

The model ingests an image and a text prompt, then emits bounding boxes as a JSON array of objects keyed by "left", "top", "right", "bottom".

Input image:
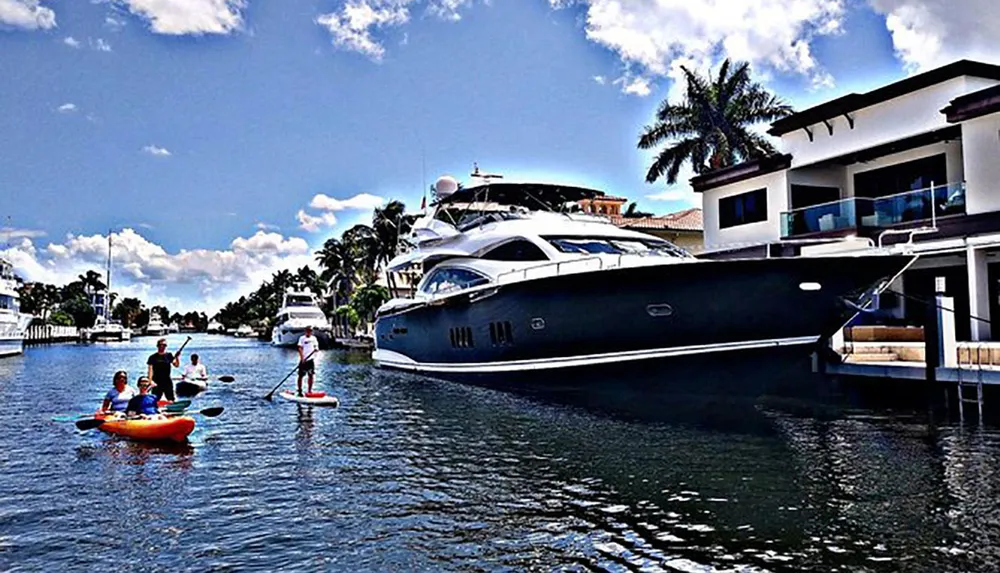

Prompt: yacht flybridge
[{"left": 371, "top": 173, "right": 917, "bottom": 385}]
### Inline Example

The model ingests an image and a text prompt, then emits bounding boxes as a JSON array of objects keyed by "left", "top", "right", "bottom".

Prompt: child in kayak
[
  {"left": 101, "top": 370, "right": 137, "bottom": 413},
  {"left": 125, "top": 377, "right": 161, "bottom": 417}
]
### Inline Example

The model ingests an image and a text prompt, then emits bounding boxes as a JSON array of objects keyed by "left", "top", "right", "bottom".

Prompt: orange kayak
[{"left": 95, "top": 413, "right": 196, "bottom": 442}]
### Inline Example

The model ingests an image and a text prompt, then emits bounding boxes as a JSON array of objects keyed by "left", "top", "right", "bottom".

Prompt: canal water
[{"left": 1, "top": 334, "right": 999, "bottom": 571}]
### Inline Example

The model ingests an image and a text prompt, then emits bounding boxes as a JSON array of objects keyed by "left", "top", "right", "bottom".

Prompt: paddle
[
  {"left": 171, "top": 375, "right": 235, "bottom": 383},
  {"left": 75, "top": 407, "right": 225, "bottom": 431},
  {"left": 264, "top": 350, "right": 317, "bottom": 401}
]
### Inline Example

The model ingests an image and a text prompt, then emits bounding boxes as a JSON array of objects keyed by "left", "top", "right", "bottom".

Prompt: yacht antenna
[{"left": 469, "top": 162, "right": 503, "bottom": 225}]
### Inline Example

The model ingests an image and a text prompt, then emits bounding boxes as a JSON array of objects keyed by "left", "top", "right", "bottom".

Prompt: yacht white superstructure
[
  {"left": 0, "top": 259, "right": 32, "bottom": 358},
  {"left": 271, "top": 285, "right": 332, "bottom": 347},
  {"left": 144, "top": 314, "right": 167, "bottom": 336}
]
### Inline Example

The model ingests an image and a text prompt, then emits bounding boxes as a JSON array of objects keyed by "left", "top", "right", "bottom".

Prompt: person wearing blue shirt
[
  {"left": 101, "top": 371, "right": 137, "bottom": 412},
  {"left": 125, "top": 377, "right": 161, "bottom": 417}
]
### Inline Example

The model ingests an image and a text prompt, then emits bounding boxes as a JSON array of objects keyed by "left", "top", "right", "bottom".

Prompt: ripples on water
[{"left": 1, "top": 334, "right": 1000, "bottom": 571}]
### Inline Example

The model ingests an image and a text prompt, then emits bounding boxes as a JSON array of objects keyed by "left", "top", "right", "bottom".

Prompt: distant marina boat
[
  {"left": 167, "top": 322, "right": 180, "bottom": 333},
  {"left": 144, "top": 315, "right": 167, "bottom": 336},
  {"left": 234, "top": 324, "right": 254, "bottom": 338},
  {"left": 83, "top": 233, "right": 131, "bottom": 343},
  {"left": 0, "top": 259, "right": 33, "bottom": 358},
  {"left": 271, "top": 285, "right": 332, "bottom": 347},
  {"left": 207, "top": 320, "right": 224, "bottom": 334}
]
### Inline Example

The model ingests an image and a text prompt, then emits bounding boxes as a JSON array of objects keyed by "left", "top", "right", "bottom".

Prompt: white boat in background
[
  {"left": 0, "top": 259, "right": 33, "bottom": 358},
  {"left": 271, "top": 285, "right": 332, "bottom": 347},
  {"left": 234, "top": 324, "right": 254, "bottom": 338},
  {"left": 207, "top": 320, "right": 224, "bottom": 334},
  {"left": 144, "top": 315, "right": 167, "bottom": 336},
  {"left": 167, "top": 322, "right": 180, "bottom": 333}
]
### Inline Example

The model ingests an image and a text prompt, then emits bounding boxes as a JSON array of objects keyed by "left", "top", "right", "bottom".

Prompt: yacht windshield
[
  {"left": 288, "top": 310, "right": 324, "bottom": 319},
  {"left": 545, "top": 237, "right": 690, "bottom": 258},
  {"left": 286, "top": 295, "right": 315, "bottom": 306},
  {"left": 420, "top": 268, "right": 490, "bottom": 295}
]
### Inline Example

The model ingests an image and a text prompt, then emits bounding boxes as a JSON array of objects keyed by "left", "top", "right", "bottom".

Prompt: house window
[
  {"left": 790, "top": 185, "right": 841, "bottom": 209},
  {"left": 719, "top": 189, "right": 768, "bottom": 229},
  {"left": 854, "top": 154, "right": 947, "bottom": 199}
]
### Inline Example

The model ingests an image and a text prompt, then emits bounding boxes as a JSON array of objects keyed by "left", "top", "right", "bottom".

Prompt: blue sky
[{"left": 1, "top": 0, "right": 996, "bottom": 311}]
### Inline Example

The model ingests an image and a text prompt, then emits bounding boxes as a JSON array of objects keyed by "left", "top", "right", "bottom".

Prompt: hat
[{"left": 137, "top": 377, "right": 153, "bottom": 389}]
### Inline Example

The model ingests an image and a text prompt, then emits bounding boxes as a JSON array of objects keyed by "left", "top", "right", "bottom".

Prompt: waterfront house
[{"left": 694, "top": 59, "right": 1000, "bottom": 343}]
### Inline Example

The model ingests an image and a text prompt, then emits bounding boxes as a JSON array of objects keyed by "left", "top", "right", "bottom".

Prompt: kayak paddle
[
  {"left": 54, "top": 400, "right": 191, "bottom": 422},
  {"left": 171, "top": 375, "right": 234, "bottom": 383},
  {"left": 264, "top": 350, "right": 316, "bottom": 401},
  {"left": 218, "top": 375, "right": 235, "bottom": 383},
  {"left": 167, "top": 406, "right": 225, "bottom": 418}
]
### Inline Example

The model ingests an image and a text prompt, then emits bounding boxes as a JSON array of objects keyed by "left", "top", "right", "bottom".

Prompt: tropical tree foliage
[
  {"left": 638, "top": 59, "right": 793, "bottom": 185},
  {"left": 623, "top": 202, "right": 654, "bottom": 218}
]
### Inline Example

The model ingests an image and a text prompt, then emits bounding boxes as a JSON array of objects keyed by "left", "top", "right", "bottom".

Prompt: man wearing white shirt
[
  {"left": 297, "top": 325, "right": 319, "bottom": 396},
  {"left": 182, "top": 353, "right": 208, "bottom": 380}
]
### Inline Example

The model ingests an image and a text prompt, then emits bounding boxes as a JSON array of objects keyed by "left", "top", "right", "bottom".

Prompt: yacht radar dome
[{"left": 433, "top": 175, "right": 460, "bottom": 199}]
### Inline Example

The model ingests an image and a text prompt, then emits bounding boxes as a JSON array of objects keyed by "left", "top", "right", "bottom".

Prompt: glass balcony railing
[
  {"left": 781, "top": 182, "right": 966, "bottom": 238},
  {"left": 781, "top": 197, "right": 873, "bottom": 237},
  {"left": 872, "top": 182, "right": 966, "bottom": 226}
]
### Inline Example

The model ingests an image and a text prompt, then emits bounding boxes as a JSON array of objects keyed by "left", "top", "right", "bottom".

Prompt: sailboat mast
[{"left": 106, "top": 230, "right": 112, "bottom": 320}]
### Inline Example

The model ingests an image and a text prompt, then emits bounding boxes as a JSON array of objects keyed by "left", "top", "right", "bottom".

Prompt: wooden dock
[{"left": 23, "top": 325, "right": 80, "bottom": 345}]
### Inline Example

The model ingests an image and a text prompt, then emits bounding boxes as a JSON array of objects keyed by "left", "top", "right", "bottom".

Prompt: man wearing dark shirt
[{"left": 147, "top": 338, "right": 181, "bottom": 401}]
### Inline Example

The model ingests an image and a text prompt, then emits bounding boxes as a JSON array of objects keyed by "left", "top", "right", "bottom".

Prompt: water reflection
[{"left": 6, "top": 335, "right": 1000, "bottom": 570}]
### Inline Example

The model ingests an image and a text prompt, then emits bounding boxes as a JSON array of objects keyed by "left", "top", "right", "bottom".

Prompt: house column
[{"left": 967, "top": 245, "right": 991, "bottom": 341}]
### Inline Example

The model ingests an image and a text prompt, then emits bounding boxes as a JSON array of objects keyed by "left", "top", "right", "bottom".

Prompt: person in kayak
[
  {"left": 101, "top": 370, "right": 137, "bottom": 412},
  {"left": 125, "top": 377, "right": 161, "bottom": 417},
  {"left": 181, "top": 353, "right": 207, "bottom": 380},
  {"left": 147, "top": 338, "right": 181, "bottom": 402},
  {"left": 296, "top": 325, "right": 319, "bottom": 397}
]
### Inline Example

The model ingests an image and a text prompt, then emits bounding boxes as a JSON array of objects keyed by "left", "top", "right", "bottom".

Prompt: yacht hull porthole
[
  {"left": 530, "top": 318, "right": 545, "bottom": 330},
  {"left": 646, "top": 304, "right": 674, "bottom": 317}
]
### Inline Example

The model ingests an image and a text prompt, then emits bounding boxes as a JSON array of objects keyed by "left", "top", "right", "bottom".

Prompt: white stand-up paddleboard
[{"left": 278, "top": 390, "right": 339, "bottom": 407}]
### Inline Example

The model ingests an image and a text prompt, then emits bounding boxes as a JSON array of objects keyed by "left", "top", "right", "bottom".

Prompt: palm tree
[
  {"left": 78, "top": 270, "right": 106, "bottom": 294},
  {"left": 638, "top": 59, "right": 794, "bottom": 185},
  {"left": 623, "top": 202, "right": 654, "bottom": 218}
]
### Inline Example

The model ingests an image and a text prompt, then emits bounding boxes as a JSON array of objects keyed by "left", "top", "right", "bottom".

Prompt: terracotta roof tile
[{"left": 611, "top": 208, "right": 703, "bottom": 232}]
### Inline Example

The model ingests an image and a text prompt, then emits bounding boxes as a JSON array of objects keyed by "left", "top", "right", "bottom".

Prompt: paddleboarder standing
[
  {"left": 296, "top": 325, "right": 319, "bottom": 397},
  {"left": 147, "top": 337, "right": 181, "bottom": 401}
]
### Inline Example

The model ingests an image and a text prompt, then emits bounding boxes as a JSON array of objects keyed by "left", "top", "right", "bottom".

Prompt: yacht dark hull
[{"left": 373, "top": 255, "right": 914, "bottom": 392}]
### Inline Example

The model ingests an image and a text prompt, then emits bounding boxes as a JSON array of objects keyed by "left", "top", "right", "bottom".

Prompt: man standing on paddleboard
[
  {"left": 296, "top": 325, "right": 319, "bottom": 397},
  {"left": 147, "top": 338, "right": 181, "bottom": 402}
]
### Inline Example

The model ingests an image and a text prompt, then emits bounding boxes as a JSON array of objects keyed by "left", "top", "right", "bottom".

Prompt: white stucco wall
[
  {"left": 962, "top": 113, "right": 1000, "bottom": 215},
  {"left": 702, "top": 171, "right": 787, "bottom": 248},
  {"left": 782, "top": 77, "right": 998, "bottom": 168}
]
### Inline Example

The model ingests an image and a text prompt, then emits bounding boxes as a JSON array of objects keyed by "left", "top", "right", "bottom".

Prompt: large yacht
[
  {"left": 271, "top": 285, "right": 332, "bottom": 347},
  {"left": 0, "top": 259, "right": 33, "bottom": 358},
  {"left": 371, "top": 174, "right": 916, "bottom": 386}
]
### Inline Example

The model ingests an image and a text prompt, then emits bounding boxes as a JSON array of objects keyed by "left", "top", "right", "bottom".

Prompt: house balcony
[{"left": 781, "top": 182, "right": 966, "bottom": 238}]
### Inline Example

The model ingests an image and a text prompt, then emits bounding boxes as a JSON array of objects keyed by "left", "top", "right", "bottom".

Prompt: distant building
[
  {"left": 578, "top": 195, "right": 628, "bottom": 216},
  {"left": 610, "top": 208, "right": 705, "bottom": 252}
]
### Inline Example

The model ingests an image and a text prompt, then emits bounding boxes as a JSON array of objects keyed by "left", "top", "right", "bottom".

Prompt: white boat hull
[{"left": 0, "top": 313, "right": 32, "bottom": 358}]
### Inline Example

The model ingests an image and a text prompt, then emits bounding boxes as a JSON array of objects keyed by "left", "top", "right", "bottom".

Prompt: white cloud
[
  {"left": 309, "top": 192, "right": 385, "bottom": 212},
  {"left": 868, "top": 0, "right": 1000, "bottom": 73},
  {"left": 0, "top": 0, "right": 56, "bottom": 30},
  {"left": 142, "top": 144, "right": 171, "bottom": 157},
  {"left": 137, "top": 222, "right": 154, "bottom": 229},
  {"left": 113, "top": 0, "right": 245, "bottom": 35},
  {"left": 105, "top": 15, "right": 125, "bottom": 29},
  {"left": 316, "top": 0, "right": 478, "bottom": 60},
  {"left": 90, "top": 37, "right": 112, "bottom": 51},
  {"left": 0, "top": 227, "right": 46, "bottom": 240},
  {"left": 296, "top": 210, "right": 338, "bottom": 233},
  {"left": 1, "top": 228, "right": 316, "bottom": 312},
  {"left": 592, "top": 75, "right": 606, "bottom": 85},
  {"left": 63, "top": 36, "right": 80, "bottom": 48},
  {"left": 57, "top": 102, "right": 77, "bottom": 113},
  {"left": 615, "top": 75, "right": 652, "bottom": 97},
  {"left": 255, "top": 222, "right": 279, "bottom": 231},
  {"left": 551, "top": 0, "right": 844, "bottom": 96}
]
